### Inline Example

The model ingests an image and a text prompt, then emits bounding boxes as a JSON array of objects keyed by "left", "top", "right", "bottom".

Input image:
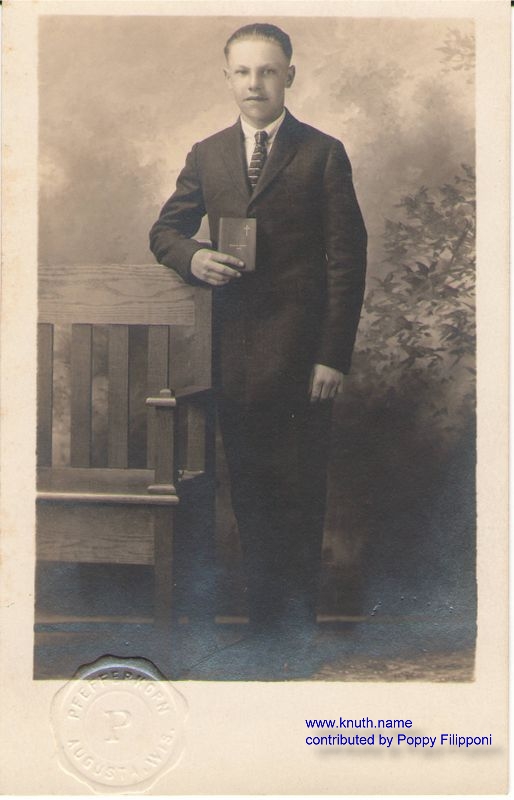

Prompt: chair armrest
[
  {"left": 174, "top": 385, "right": 212, "bottom": 403},
  {"left": 146, "top": 386, "right": 215, "bottom": 492}
]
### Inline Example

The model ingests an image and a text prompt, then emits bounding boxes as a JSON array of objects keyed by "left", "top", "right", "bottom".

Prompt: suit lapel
[
  {"left": 218, "top": 120, "right": 252, "bottom": 203},
  {"left": 217, "top": 111, "right": 303, "bottom": 206},
  {"left": 249, "top": 110, "right": 301, "bottom": 205}
]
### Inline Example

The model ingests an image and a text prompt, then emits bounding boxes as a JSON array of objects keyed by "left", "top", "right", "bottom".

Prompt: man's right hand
[{"left": 191, "top": 248, "right": 244, "bottom": 286}]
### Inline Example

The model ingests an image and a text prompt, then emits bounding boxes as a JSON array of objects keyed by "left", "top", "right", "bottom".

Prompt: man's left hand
[{"left": 309, "top": 364, "right": 344, "bottom": 403}]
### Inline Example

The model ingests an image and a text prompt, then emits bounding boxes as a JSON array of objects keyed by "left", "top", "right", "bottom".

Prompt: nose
[{"left": 248, "top": 70, "right": 262, "bottom": 91}]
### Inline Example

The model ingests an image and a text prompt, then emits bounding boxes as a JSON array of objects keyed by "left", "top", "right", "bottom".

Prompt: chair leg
[{"left": 154, "top": 508, "right": 174, "bottom": 636}]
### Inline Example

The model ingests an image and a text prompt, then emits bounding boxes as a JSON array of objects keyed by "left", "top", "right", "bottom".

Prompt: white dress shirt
[{"left": 240, "top": 108, "right": 286, "bottom": 167}]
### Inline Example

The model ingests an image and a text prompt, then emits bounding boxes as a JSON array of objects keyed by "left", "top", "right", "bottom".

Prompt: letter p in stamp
[{"left": 50, "top": 656, "right": 187, "bottom": 793}]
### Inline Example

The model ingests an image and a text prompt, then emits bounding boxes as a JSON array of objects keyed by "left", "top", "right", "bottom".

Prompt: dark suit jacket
[{"left": 150, "top": 110, "right": 367, "bottom": 406}]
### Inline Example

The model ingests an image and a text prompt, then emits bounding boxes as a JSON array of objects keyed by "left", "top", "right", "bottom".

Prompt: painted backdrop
[{"left": 39, "top": 16, "right": 475, "bottom": 627}]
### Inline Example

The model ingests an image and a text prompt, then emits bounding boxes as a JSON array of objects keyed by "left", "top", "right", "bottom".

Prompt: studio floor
[
  {"left": 34, "top": 561, "right": 475, "bottom": 682},
  {"left": 34, "top": 615, "right": 475, "bottom": 683}
]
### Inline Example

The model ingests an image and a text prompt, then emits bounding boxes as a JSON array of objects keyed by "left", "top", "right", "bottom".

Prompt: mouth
[{"left": 245, "top": 97, "right": 267, "bottom": 102}]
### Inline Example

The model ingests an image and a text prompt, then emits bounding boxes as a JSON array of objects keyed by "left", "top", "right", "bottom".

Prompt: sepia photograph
[
  {"left": 35, "top": 12, "right": 476, "bottom": 683},
  {"left": 0, "top": 0, "right": 509, "bottom": 795}
]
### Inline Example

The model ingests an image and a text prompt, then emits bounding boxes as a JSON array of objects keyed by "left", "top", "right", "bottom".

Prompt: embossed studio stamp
[{"left": 51, "top": 656, "right": 187, "bottom": 792}]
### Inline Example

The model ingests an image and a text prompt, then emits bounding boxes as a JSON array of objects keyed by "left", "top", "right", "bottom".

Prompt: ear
[
  {"left": 223, "top": 67, "right": 232, "bottom": 87},
  {"left": 286, "top": 65, "right": 296, "bottom": 88}
]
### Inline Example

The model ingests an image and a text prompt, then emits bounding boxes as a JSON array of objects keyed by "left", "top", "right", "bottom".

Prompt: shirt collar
[{"left": 240, "top": 108, "right": 286, "bottom": 143}]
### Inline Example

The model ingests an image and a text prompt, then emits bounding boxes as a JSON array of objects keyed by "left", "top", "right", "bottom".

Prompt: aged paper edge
[{"left": 0, "top": 0, "right": 509, "bottom": 794}]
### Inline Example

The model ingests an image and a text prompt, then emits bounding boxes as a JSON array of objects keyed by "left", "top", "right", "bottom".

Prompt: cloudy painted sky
[{"left": 39, "top": 15, "right": 474, "bottom": 274}]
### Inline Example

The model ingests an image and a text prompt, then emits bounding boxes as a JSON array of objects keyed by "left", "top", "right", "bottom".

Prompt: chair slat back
[
  {"left": 37, "top": 264, "right": 211, "bottom": 470},
  {"left": 107, "top": 325, "right": 130, "bottom": 468},
  {"left": 37, "top": 324, "right": 54, "bottom": 466},
  {"left": 146, "top": 326, "right": 170, "bottom": 469},
  {"left": 70, "top": 324, "right": 93, "bottom": 467}
]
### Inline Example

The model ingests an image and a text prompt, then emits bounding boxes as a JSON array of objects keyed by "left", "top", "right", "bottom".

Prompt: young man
[{"left": 150, "top": 23, "right": 367, "bottom": 642}]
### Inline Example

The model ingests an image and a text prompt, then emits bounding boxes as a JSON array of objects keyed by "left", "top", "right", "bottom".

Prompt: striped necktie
[{"left": 248, "top": 130, "right": 268, "bottom": 189}]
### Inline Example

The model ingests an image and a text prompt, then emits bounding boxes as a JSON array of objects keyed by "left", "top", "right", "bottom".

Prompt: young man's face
[{"left": 224, "top": 38, "right": 295, "bottom": 128}]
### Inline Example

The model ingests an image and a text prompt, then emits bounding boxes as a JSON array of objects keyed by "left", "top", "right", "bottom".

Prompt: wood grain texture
[
  {"left": 38, "top": 466, "right": 161, "bottom": 493},
  {"left": 38, "top": 263, "right": 196, "bottom": 325},
  {"left": 52, "top": 323, "right": 72, "bottom": 467},
  {"left": 37, "top": 491, "right": 178, "bottom": 506},
  {"left": 91, "top": 326, "right": 109, "bottom": 467},
  {"left": 191, "top": 288, "right": 212, "bottom": 385},
  {"left": 34, "top": 609, "right": 153, "bottom": 628},
  {"left": 37, "top": 324, "right": 54, "bottom": 466},
  {"left": 153, "top": 507, "right": 174, "bottom": 632},
  {"left": 34, "top": 614, "right": 154, "bottom": 627},
  {"left": 128, "top": 326, "right": 148, "bottom": 468},
  {"left": 36, "top": 263, "right": 214, "bottom": 649},
  {"left": 184, "top": 404, "right": 206, "bottom": 473},
  {"left": 70, "top": 324, "right": 92, "bottom": 467},
  {"left": 152, "top": 403, "right": 176, "bottom": 489},
  {"left": 167, "top": 290, "right": 211, "bottom": 389},
  {"left": 107, "top": 325, "right": 129, "bottom": 468},
  {"left": 147, "top": 326, "right": 170, "bottom": 468},
  {"left": 37, "top": 503, "right": 156, "bottom": 564},
  {"left": 36, "top": 466, "right": 179, "bottom": 504}
]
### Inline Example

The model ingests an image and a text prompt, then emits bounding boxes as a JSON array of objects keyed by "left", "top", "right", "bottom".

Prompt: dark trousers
[{"left": 218, "top": 399, "right": 332, "bottom": 630}]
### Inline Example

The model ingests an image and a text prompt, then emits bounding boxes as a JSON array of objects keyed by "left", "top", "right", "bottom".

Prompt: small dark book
[{"left": 218, "top": 217, "right": 257, "bottom": 271}]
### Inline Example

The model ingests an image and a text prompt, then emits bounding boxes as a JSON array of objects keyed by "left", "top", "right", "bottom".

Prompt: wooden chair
[{"left": 35, "top": 263, "right": 214, "bottom": 678}]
